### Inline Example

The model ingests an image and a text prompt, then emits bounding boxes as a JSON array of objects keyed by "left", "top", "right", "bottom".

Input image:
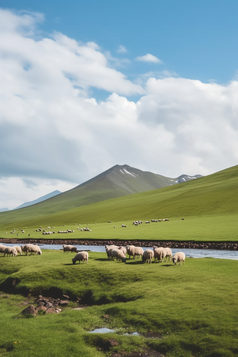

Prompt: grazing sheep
[
  {"left": 63, "top": 245, "right": 78, "bottom": 253},
  {"left": 153, "top": 247, "right": 166, "bottom": 262},
  {"left": 4, "top": 247, "right": 17, "bottom": 257},
  {"left": 105, "top": 245, "right": 118, "bottom": 258},
  {"left": 164, "top": 247, "right": 172, "bottom": 262},
  {"left": 118, "top": 246, "right": 126, "bottom": 256},
  {"left": 22, "top": 244, "right": 42, "bottom": 255},
  {"left": 126, "top": 245, "right": 144, "bottom": 259},
  {"left": 72, "top": 251, "right": 88, "bottom": 264},
  {"left": 173, "top": 252, "right": 185, "bottom": 265},
  {"left": 0, "top": 244, "right": 7, "bottom": 255},
  {"left": 142, "top": 249, "right": 154, "bottom": 263},
  {"left": 110, "top": 249, "right": 126, "bottom": 263},
  {"left": 13, "top": 245, "right": 22, "bottom": 255}
]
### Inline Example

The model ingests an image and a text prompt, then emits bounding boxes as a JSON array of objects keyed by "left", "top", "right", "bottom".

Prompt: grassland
[
  {"left": 0, "top": 214, "right": 238, "bottom": 244},
  {"left": 0, "top": 250, "right": 238, "bottom": 356}
]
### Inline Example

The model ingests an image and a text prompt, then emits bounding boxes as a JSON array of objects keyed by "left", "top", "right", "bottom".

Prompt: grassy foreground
[{"left": 0, "top": 250, "right": 238, "bottom": 356}]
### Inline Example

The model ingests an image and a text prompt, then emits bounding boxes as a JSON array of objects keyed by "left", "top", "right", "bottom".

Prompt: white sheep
[
  {"left": 118, "top": 246, "right": 127, "bottom": 256},
  {"left": 13, "top": 245, "right": 22, "bottom": 256},
  {"left": 164, "top": 247, "right": 172, "bottom": 262},
  {"left": 110, "top": 249, "right": 126, "bottom": 262},
  {"left": 63, "top": 244, "right": 78, "bottom": 253},
  {"left": 173, "top": 252, "right": 185, "bottom": 265},
  {"left": 105, "top": 245, "right": 118, "bottom": 258},
  {"left": 22, "top": 244, "right": 42, "bottom": 255},
  {"left": 142, "top": 249, "right": 154, "bottom": 263},
  {"left": 72, "top": 251, "right": 89, "bottom": 264},
  {"left": 0, "top": 244, "right": 7, "bottom": 255},
  {"left": 4, "top": 247, "right": 17, "bottom": 257},
  {"left": 153, "top": 247, "right": 166, "bottom": 262},
  {"left": 126, "top": 245, "right": 144, "bottom": 259}
]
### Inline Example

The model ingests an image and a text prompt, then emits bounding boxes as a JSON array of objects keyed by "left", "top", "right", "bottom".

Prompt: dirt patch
[{"left": 142, "top": 332, "right": 163, "bottom": 339}]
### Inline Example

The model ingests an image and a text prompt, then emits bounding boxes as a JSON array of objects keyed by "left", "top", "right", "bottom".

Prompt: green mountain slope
[
  {"left": 0, "top": 164, "right": 237, "bottom": 229},
  {"left": 1, "top": 164, "right": 180, "bottom": 217}
]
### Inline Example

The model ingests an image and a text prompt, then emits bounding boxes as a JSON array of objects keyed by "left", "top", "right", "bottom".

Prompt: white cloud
[
  {"left": 117, "top": 45, "right": 127, "bottom": 53},
  {"left": 136, "top": 53, "right": 162, "bottom": 64},
  {"left": 0, "top": 9, "right": 238, "bottom": 209}
]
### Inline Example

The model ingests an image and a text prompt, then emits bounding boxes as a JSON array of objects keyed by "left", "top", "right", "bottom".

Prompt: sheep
[
  {"left": 173, "top": 252, "right": 185, "bottom": 265},
  {"left": 118, "top": 246, "right": 127, "bottom": 256},
  {"left": 22, "top": 244, "right": 42, "bottom": 256},
  {"left": 13, "top": 245, "right": 22, "bottom": 255},
  {"left": 62, "top": 245, "right": 77, "bottom": 253},
  {"left": 4, "top": 247, "right": 17, "bottom": 257},
  {"left": 105, "top": 245, "right": 118, "bottom": 258},
  {"left": 153, "top": 247, "right": 166, "bottom": 262},
  {"left": 164, "top": 247, "right": 172, "bottom": 262},
  {"left": 72, "top": 251, "right": 88, "bottom": 264},
  {"left": 126, "top": 245, "right": 144, "bottom": 259},
  {"left": 0, "top": 244, "right": 7, "bottom": 255},
  {"left": 142, "top": 249, "right": 154, "bottom": 263},
  {"left": 110, "top": 249, "right": 126, "bottom": 263}
]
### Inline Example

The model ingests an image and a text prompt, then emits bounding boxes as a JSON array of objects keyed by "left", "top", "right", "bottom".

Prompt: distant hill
[{"left": 14, "top": 190, "right": 62, "bottom": 210}]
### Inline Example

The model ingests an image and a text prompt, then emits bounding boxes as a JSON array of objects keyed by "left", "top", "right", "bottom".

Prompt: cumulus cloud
[
  {"left": 0, "top": 8, "right": 238, "bottom": 209},
  {"left": 136, "top": 53, "right": 162, "bottom": 63}
]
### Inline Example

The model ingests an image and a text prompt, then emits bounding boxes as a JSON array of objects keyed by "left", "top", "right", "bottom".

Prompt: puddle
[
  {"left": 90, "top": 328, "right": 115, "bottom": 334},
  {"left": 89, "top": 328, "right": 141, "bottom": 335}
]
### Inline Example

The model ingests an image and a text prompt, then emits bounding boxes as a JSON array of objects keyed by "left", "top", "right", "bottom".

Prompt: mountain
[
  {"left": 18, "top": 164, "right": 200, "bottom": 212},
  {"left": 0, "top": 164, "right": 202, "bottom": 226},
  {"left": 0, "top": 208, "right": 9, "bottom": 212},
  {"left": 175, "top": 174, "right": 203, "bottom": 183},
  {"left": 14, "top": 190, "right": 62, "bottom": 210}
]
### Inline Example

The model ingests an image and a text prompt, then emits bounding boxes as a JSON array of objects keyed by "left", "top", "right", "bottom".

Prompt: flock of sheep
[
  {"left": 0, "top": 242, "right": 185, "bottom": 266},
  {"left": 105, "top": 244, "right": 185, "bottom": 265},
  {"left": 0, "top": 243, "right": 42, "bottom": 257},
  {"left": 63, "top": 244, "right": 186, "bottom": 265}
]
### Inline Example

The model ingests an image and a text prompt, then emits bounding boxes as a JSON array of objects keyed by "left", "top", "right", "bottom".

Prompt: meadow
[
  {"left": 0, "top": 250, "right": 238, "bottom": 357},
  {"left": 1, "top": 214, "right": 238, "bottom": 243}
]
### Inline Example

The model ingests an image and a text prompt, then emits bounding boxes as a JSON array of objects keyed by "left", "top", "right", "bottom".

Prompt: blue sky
[
  {"left": 0, "top": 0, "right": 238, "bottom": 209},
  {"left": 2, "top": 0, "right": 238, "bottom": 85}
]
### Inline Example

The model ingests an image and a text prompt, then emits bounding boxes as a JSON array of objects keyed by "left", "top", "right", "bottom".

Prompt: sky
[{"left": 0, "top": 0, "right": 238, "bottom": 209}]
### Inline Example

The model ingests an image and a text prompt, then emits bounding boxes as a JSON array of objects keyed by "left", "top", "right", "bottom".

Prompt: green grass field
[
  {"left": 0, "top": 250, "right": 238, "bottom": 356},
  {"left": 1, "top": 214, "right": 238, "bottom": 243}
]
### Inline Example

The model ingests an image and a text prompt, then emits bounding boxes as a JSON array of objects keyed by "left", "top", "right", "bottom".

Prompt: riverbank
[{"left": 0, "top": 238, "right": 237, "bottom": 250}]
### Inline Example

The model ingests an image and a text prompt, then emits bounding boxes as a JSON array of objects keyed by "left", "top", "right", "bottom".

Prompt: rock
[
  {"left": 21, "top": 305, "right": 37, "bottom": 317},
  {"left": 59, "top": 300, "right": 69, "bottom": 306},
  {"left": 44, "top": 307, "right": 58, "bottom": 314}
]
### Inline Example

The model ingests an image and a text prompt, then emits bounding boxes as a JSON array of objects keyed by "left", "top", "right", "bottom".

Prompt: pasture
[
  {"left": 1, "top": 214, "right": 238, "bottom": 243},
  {"left": 0, "top": 249, "right": 238, "bottom": 356}
]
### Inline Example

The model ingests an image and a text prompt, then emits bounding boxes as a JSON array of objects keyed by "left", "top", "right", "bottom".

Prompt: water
[
  {"left": 3, "top": 243, "right": 238, "bottom": 260},
  {"left": 90, "top": 328, "right": 115, "bottom": 334},
  {"left": 89, "top": 328, "right": 140, "bottom": 335}
]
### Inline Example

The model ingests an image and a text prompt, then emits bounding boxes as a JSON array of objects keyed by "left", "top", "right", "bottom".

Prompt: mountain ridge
[{"left": 0, "top": 164, "right": 201, "bottom": 213}]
